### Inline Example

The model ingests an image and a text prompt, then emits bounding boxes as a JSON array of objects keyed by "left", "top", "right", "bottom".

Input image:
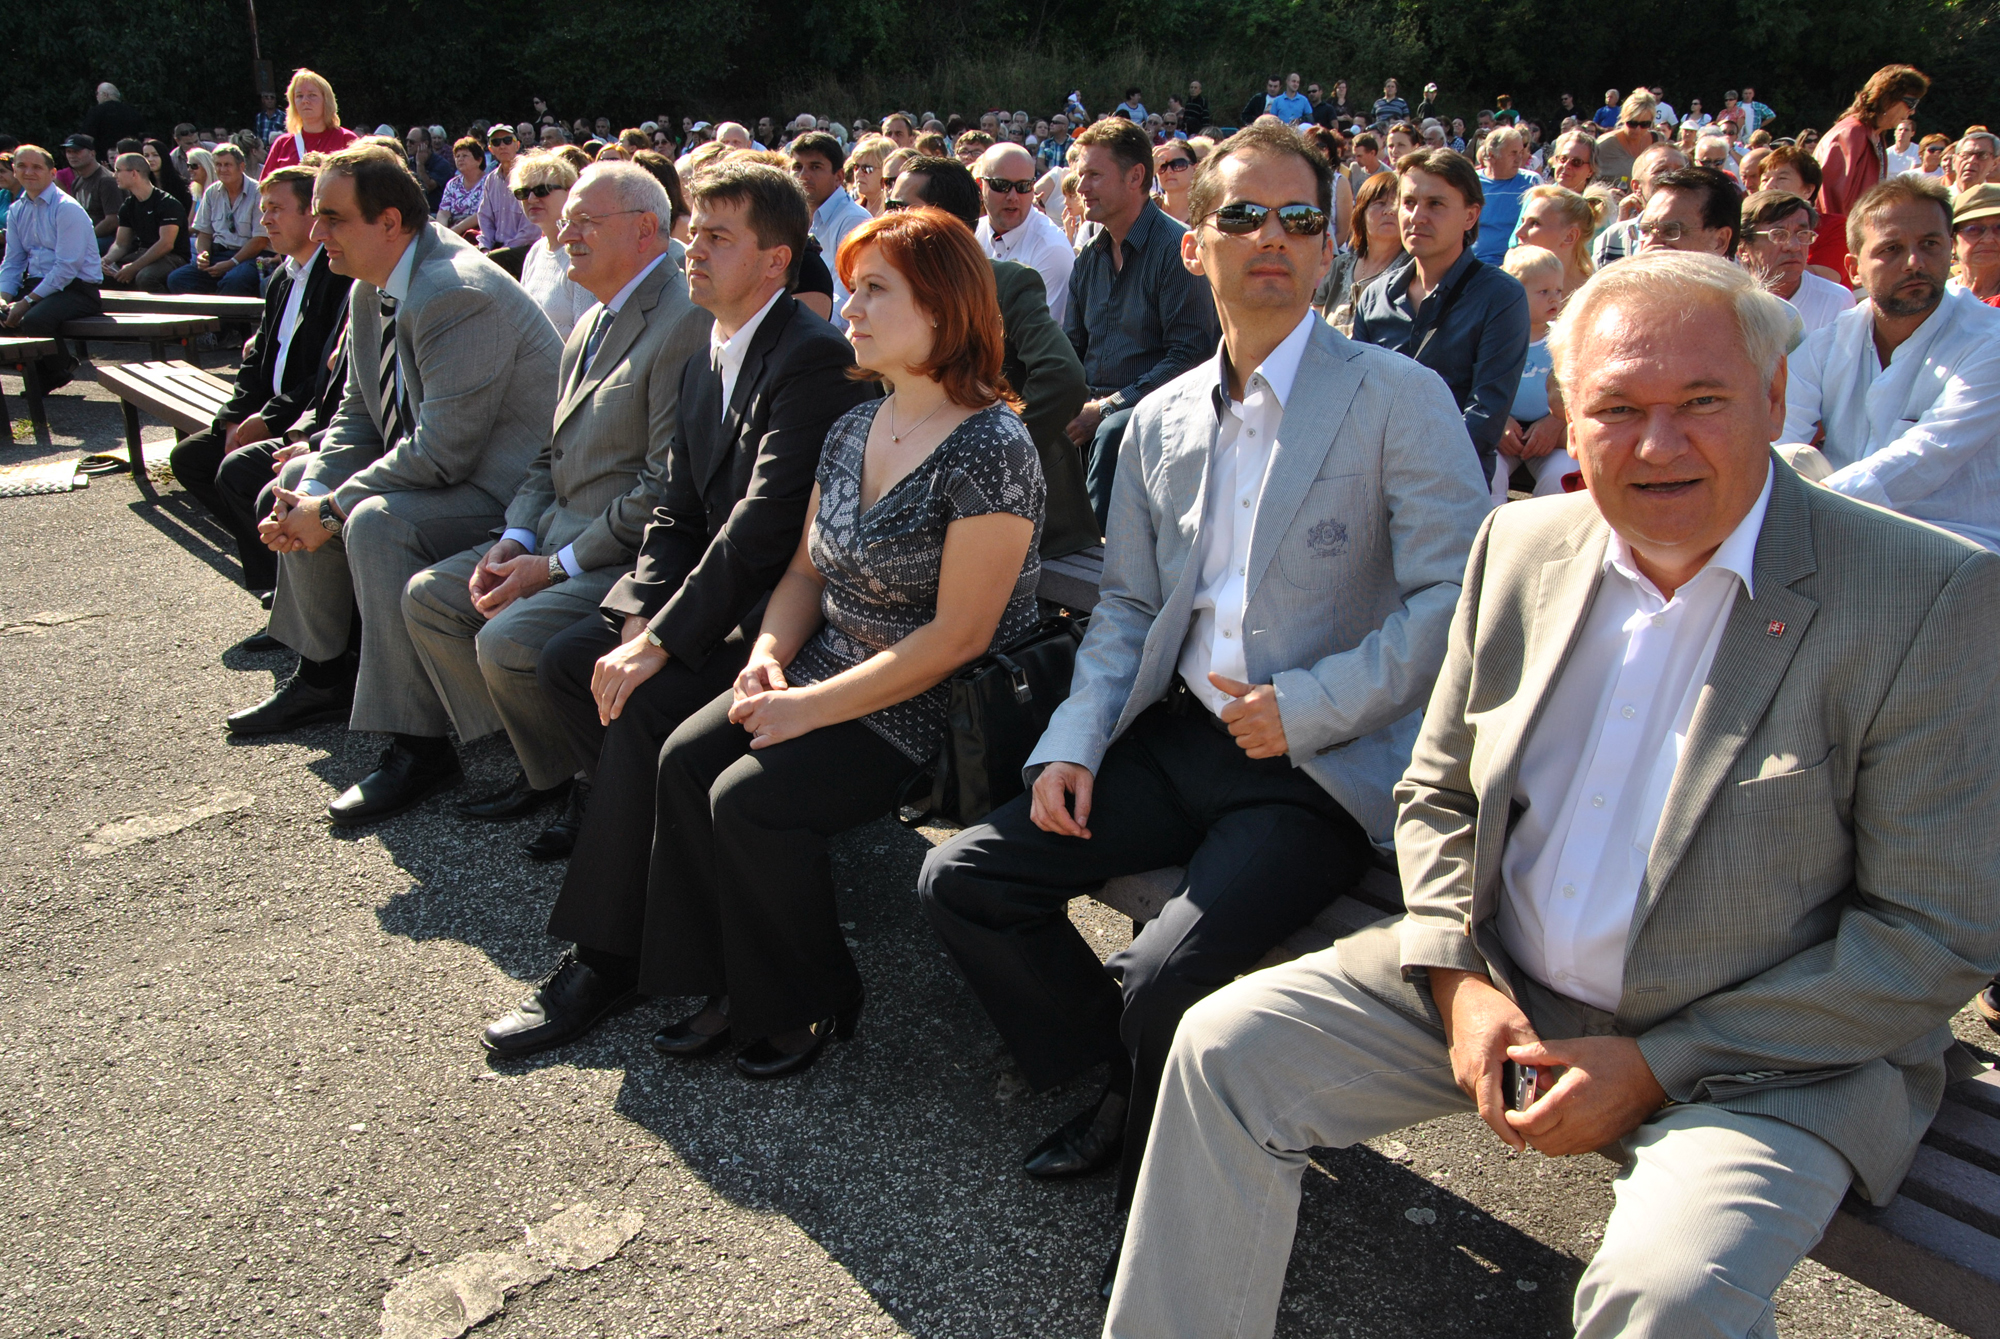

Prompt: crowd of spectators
[{"left": 3, "top": 56, "right": 1999, "bottom": 1339}]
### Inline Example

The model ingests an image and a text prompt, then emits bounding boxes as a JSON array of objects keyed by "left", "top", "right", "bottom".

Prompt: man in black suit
[
  {"left": 171, "top": 163, "right": 352, "bottom": 600},
  {"left": 481, "top": 160, "right": 875, "bottom": 1055}
]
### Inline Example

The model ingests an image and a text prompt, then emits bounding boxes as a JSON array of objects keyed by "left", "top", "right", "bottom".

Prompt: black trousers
[
  {"left": 918, "top": 702, "right": 1374, "bottom": 1208},
  {"left": 16, "top": 278, "right": 102, "bottom": 383},
  {"left": 169, "top": 428, "right": 284, "bottom": 591},
  {"left": 541, "top": 613, "right": 753, "bottom": 915},
  {"left": 554, "top": 684, "right": 920, "bottom": 1042}
]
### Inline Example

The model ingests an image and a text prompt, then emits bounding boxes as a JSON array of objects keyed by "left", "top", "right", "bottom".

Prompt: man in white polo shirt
[{"left": 974, "top": 142, "right": 1074, "bottom": 325}]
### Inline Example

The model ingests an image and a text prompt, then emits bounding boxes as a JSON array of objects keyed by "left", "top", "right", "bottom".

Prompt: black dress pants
[
  {"left": 556, "top": 685, "right": 920, "bottom": 1043},
  {"left": 917, "top": 701, "right": 1374, "bottom": 1207},
  {"left": 169, "top": 428, "right": 283, "bottom": 591},
  {"left": 540, "top": 613, "right": 753, "bottom": 919},
  {"left": 16, "top": 278, "right": 102, "bottom": 383}
]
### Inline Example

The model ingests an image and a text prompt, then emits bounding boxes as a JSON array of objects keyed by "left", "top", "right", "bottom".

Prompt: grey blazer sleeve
[
  {"left": 1024, "top": 407, "right": 1165, "bottom": 776},
  {"left": 1270, "top": 360, "right": 1491, "bottom": 757}
]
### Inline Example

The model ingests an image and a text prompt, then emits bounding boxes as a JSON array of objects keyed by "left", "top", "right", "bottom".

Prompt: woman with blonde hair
[
  {"left": 1594, "top": 90, "right": 1660, "bottom": 191},
  {"left": 510, "top": 151, "right": 592, "bottom": 337},
  {"left": 1511, "top": 183, "right": 1598, "bottom": 294},
  {"left": 183, "top": 146, "right": 217, "bottom": 200},
  {"left": 258, "top": 68, "right": 357, "bottom": 174},
  {"left": 846, "top": 134, "right": 896, "bottom": 214}
]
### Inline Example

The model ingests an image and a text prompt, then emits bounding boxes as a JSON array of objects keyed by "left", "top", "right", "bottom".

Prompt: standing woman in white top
[{"left": 511, "top": 151, "right": 592, "bottom": 337}]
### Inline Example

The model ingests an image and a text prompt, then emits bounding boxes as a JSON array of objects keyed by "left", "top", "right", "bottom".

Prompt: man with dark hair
[
  {"left": 228, "top": 143, "right": 563, "bottom": 827},
  {"left": 921, "top": 122, "right": 1490, "bottom": 1293},
  {"left": 1637, "top": 165, "right": 1744, "bottom": 258},
  {"left": 255, "top": 91, "right": 286, "bottom": 146},
  {"left": 99, "top": 153, "right": 185, "bottom": 290},
  {"left": 403, "top": 162, "right": 713, "bottom": 831},
  {"left": 170, "top": 163, "right": 353, "bottom": 604},
  {"left": 479, "top": 162, "right": 874, "bottom": 1053},
  {"left": 788, "top": 130, "right": 868, "bottom": 318},
  {"left": 1063, "top": 117, "right": 1218, "bottom": 529},
  {"left": 1241, "top": 76, "right": 1281, "bottom": 129},
  {"left": 1738, "top": 189, "right": 1853, "bottom": 334},
  {"left": 0, "top": 144, "right": 103, "bottom": 389},
  {"left": 58, "top": 135, "right": 120, "bottom": 247},
  {"left": 1372, "top": 78, "right": 1410, "bottom": 127},
  {"left": 1351, "top": 147, "right": 1529, "bottom": 483},
  {"left": 893, "top": 155, "right": 1095, "bottom": 558}
]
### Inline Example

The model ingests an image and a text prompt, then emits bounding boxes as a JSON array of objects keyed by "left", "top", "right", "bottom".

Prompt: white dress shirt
[
  {"left": 271, "top": 247, "right": 321, "bottom": 392},
  {"left": 1785, "top": 270, "right": 1856, "bottom": 337},
  {"left": 713, "top": 287, "right": 782, "bottom": 421},
  {"left": 502, "top": 250, "right": 674, "bottom": 575},
  {"left": 1782, "top": 286, "right": 2000, "bottom": 552},
  {"left": 1497, "top": 465, "right": 1773, "bottom": 1011},
  {"left": 1176, "top": 312, "right": 1317, "bottom": 716},
  {"left": 977, "top": 208, "right": 1076, "bottom": 325}
]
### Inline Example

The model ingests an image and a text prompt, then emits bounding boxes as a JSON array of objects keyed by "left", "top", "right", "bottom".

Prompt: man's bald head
[
  {"left": 715, "top": 122, "right": 752, "bottom": 150},
  {"left": 976, "top": 142, "right": 1039, "bottom": 235}
]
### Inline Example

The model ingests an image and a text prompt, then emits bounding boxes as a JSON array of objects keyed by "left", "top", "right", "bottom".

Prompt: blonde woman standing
[{"left": 258, "top": 68, "right": 358, "bottom": 174}]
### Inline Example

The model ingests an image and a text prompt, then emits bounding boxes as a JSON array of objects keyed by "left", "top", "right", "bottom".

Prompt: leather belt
[{"left": 1161, "top": 678, "right": 1235, "bottom": 738}]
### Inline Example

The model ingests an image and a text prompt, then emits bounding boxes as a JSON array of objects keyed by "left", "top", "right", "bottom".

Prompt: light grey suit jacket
[
  {"left": 304, "top": 223, "right": 563, "bottom": 516},
  {"left": 1355, "top": 461, "right": 2000, "bottom": 1203},
  {"left": 1026, "top": 317, "right": 1492, "bottom": 844},
  {"left": 502, "top": 250, "right": 713, "bottom": 573}
]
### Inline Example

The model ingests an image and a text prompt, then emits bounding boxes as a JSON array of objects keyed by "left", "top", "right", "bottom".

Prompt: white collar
[
  {"left": 980, "top": 209, "right": 1046, "bottom": 245},
  {"left": 381, "top": 231, "right": 420, "bottom": 302},
  {"left": 1605, "top": 460, "right": 1774, "bottom": 601},
  {"left": 1212, "top": 310, "right": 1317, "bottom": 413},
  {"left": 603, "top": 249, "right": 671, "bottom": 315},
  {"left": 285, "top": 244, "right": 323, "bottom": 280},
  {"left": 712, "top": 286, "right": 784, "bottom": 361}
]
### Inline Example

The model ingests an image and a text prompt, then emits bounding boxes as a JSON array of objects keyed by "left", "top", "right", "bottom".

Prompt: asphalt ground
[{"left": 0, "top": 361, "right": 1986, "bottom": 1337}]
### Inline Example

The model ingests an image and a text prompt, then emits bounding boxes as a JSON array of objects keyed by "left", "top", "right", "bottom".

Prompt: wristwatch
[
  {"left": 644, "top": 628, "right": 665, "bottom": 650},
  {"left": 317, "top": 495, "right": 343, "bottom": 536},
  {"left": 546, "top": 553, "right": 570, "bottom": 585}
]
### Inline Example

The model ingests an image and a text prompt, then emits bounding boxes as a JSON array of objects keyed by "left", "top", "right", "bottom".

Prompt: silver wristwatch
[
  {"left": 546, "top": 553, "right": 569, "bottom": 585},
  {"left": 317, "top": 496, "right": 343, "bottom": 536}
]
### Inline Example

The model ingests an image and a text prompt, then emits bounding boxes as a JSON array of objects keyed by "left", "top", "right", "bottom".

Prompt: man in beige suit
[
  {"left": 404, "top": 162, "right": 711, "bottom": 820},
  {"left": 1106, "top": 252, "right": 2000, "bottom": 1338}
]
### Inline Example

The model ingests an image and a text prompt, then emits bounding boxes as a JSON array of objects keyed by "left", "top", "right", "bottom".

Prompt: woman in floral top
[
  {"left": 644, "top": 208, "right": 1045, "bottom": 1080},
  {"left": 437, "top": 137, "right": 487, "bottom": 238}
]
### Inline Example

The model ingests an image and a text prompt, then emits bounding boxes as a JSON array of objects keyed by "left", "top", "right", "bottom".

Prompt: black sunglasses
[
  {"left": 512, "top": 183, "right": 560, "bottom": 200},
  {"left": 488, "top": 133, "right": 517, "bottom": 145},
  {"left": 1201, "top": 201, "right": 1329, "bottom": 236},
  {"left": 982, "top": 177, "right": 1037, "bottom": 195},
  {"left": 884, "top": 198, "right": 914, "bottom": 211}
]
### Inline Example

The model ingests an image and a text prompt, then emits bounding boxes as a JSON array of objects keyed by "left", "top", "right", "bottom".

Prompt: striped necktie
[
  {"left": 378, "top": 293, "right": 405, "bottom": 448},
  {"left": 580, "top": 306, "right": 613, "bottom": 379}
]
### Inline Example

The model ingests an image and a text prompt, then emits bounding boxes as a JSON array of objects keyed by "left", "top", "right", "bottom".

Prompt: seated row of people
[{"left": 166, "top": 132, "right": 1997, "bottom": 1333}]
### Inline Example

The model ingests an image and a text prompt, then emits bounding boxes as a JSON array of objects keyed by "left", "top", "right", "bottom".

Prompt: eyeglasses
[
  {"left": 883, "top": 198, "right": 914, "bottom": 212},
  {"left": 1636, "top": 220, "right": 1688, "bottom": 242},
  {"left": 982, "top": 177, "right": 1037, "bottom": 195},
  {"left": 1957, "top": 220, "right": 2000, "bottom": 240},
  {"left": 1553, "top": 155, "right": 1593, "bottom": 171},
  {"left": 1625, "top": 120, "right": 1655, "bottom": 130},
  {"left": 1157, "top": 157, "right": 1194, "bottom": 174},
  {"left": 488, "top": 134, "right": 517, "bottom": 145},
  {"left": 512, "top": 183, "right": 562, "bottom": 200},
  {"left": 1200, "top": 201, "right": 1329, "bottom": 236},
  {"left": 558, "top": 208, "right": 643, "bottom": 232},
  {"left": 1749, "top": 226, "right": 1818, "bottom": 247}
]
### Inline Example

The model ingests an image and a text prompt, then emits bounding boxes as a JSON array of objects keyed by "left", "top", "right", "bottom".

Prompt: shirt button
[
  {"left": 1562, "top": 883, "right": 1576, "bottom": 898},
  {"left": 1591, "top": 795, "right": 1605, "bottom": 808},
  {"left": 1620, "top": 704, "right": 1637, "bottom": 719},
  {"left": 1222, "top": 629, "right": 1233, "bottom": 638},
  {"left": 1241, "top": 498, "right": 1251, "bottom": 508}
]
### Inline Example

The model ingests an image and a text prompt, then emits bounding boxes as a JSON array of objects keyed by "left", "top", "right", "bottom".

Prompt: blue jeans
[
  {"left": 1084, "top": 404, "right": 1137, "bottom": 534},
  {"left": 167, "top": 245, "right": 261, "bottom": 295}
]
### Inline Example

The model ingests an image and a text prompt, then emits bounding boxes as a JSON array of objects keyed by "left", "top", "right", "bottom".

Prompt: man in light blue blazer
[{"left": 918, "top": 123, "right": 1492, "bottom": 1290}]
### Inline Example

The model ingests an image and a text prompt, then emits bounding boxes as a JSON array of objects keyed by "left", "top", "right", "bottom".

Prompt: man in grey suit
[
  {"left": 229, "top": 143, "right": 563, "bottom": 826},
  {"left": 918, "top": 123, "right": 1492, "bottom": 1290},
  {"left": 1107, "top": 253, "right": 2000, "bottom": 1337},
  {"left": 403, "top": 163, "right": 712, "bottom": 823}
]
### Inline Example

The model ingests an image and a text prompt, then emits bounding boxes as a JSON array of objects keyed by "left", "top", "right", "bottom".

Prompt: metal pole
[{"left": 245, "top": 0, "right": 261, "bottom": 60}]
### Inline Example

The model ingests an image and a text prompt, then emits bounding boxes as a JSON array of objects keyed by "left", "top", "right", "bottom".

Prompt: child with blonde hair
[{"left": 1492, "top": 246, "right": 1580, "bottom": 504}]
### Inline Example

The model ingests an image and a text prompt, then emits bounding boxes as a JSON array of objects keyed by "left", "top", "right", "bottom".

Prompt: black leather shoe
[
  {"left": 456, "top": 771, "right": 568, "bottom": 821},
  {"left": 523, "top": 779, "right": 589, "bottom": 861},
  {"left": 652, "top": 997, "right": 732, "bottom": 1058},
  {"left": 229, "top": 630, "right": 287, "bottom": 655},
  {"left": 733, "top": 1001, "right": 862, "bottom": 1081},
  {"left": 226, "top": 672, "right": 353, "bottom": 735},
  {"left": 1024, "top": 1086, "right": 1128, "bottom": 1178},
  {"left": 327, "top": 741, "right": 461, "bottom": 827},
  {"left": 482, "top": 951, "right": 640, "bottom": 1058}
]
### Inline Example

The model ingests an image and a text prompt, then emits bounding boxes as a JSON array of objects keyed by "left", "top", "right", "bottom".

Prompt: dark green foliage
[{"left": 6, "top": 0, "right": 1996, "bottom": 148}]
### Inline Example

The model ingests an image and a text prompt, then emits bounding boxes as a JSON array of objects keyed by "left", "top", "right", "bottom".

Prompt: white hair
[
  {"left": 1547, "top": 251, "right": 1793, "bottom": 398},
  {"left": 574, "top": 160, "right": 672, "bottom": 229},
  {"left": 97, "top": 82, "right": 120, "bottom": 102}
]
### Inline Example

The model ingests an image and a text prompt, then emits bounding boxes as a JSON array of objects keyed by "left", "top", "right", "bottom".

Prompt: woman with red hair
[{"left": 638, "top": 206, "right": 1047, "bottom": 1080}]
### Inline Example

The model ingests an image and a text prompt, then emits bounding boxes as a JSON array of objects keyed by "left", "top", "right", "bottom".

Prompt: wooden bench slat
[
  {"left": 0, "top": 337, "right": 57, "bottom": 363},
  {"left": 129, "top": 363, "right": 231, "bottom": 415},
  {"left": 95, "top": 366, "right": 214, "bottom": 435},
  {"left": 1038, "top": 546, "right": 1105, "bottom": 612},
  {"left": 98, "top": 291, "right": 264, "bottom": 320},
  {"left": 1952, "top": 1067, "right": 2000, "bottom": 1120},
  {"left": 1900, "top": 1142, "right": 2000, "bottom": 1237},
  {"left": 1926, "top": 1099, "right": 2000, "bottom": 1175},
  {"left": 60, "top": 313, "right": 221, "bottom": 337},
  {"left": 1811, "top": 1194, "right": 2000, "bottom": 1339}
]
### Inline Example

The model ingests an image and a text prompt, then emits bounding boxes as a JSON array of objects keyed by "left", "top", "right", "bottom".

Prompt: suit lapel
[
  {"left": 700, "top": 295, "right": 793, "bottom": 494},
  {"left": 1628, "top": 464, "right": 1818, "bottom": 944},
  {"left": 555, "top": 253, "right": 676, "bottom": 427},
  {"left": 1245, "top": 325, "right": 1363, "bottom": 601}
]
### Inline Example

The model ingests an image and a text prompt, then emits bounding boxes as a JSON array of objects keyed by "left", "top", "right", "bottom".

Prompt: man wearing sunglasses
[
  {"left": 920, "top": 122, "right": 1490, "bottom": 1297},
  {"left": 974, "top": 142, "right": 1073, "bottom": 324},
  {"left": 474, "top": 125, "right": 538, "bottom": 278}
]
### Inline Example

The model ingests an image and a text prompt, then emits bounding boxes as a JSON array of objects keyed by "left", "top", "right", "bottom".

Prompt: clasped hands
[
  {"left": 1430, "top": 967, "right": 1667, "bottom": 1157},
  {"left": 467, "top": 539, "right": 551, "bottom": 620},
  {"left": 1030, "top": 672, "right": 1288, "bottom": 838},
  {"left": 259, "top": 486, "right": 338, "bottom": 553},
  {"left": 726, "top": 647, "right": 823, "bottom": 749},
  {"left": 1499, "top": 415, "right": 1566, "bottom": 461}
]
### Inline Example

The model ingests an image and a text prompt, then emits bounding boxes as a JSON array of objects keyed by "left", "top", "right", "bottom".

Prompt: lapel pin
[{"left": 1766, "top": 620, "right": 1786, "bottom": 638}]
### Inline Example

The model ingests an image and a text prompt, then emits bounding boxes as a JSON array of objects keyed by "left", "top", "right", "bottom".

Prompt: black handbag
[{"left": 899, "top": 613, "right": 1087, "bottom": 828}]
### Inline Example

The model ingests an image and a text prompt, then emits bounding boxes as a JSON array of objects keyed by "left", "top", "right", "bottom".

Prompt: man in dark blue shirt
[
  {"left": 1063, "top": 118, "right": 1218, "bottom": 530},
  {"left": 1350, "top": 148, "right": 1529, "bottom": 484}
]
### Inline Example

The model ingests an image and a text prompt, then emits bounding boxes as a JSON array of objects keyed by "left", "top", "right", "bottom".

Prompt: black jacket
[
  {"left": 217, "top": 248, "right": 352, "bottom": 433},
  {"left": 601, "top": 294, "right": 876, "bottom": 670}
]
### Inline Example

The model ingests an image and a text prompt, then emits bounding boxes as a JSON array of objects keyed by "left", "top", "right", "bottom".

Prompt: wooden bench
[
  {"left": 97, "top": 291, "right": 266, "bottom": 323},
  {"left": 1036, "top": 546, "right": 2000, "bottom": 1335},
  {"left": 58, "top": 312, "right": 220, "bottom": 365},
  {"left": 0, "top": 336, "right": 56, "bottom": 446},
  {"left": 90, "top": 359, "right": 234, "bottom": 487}
]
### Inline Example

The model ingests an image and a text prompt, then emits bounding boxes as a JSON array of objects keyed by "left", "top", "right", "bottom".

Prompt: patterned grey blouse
[{"left": 786, "top": 399, "right": 1046, "bottom": 763}]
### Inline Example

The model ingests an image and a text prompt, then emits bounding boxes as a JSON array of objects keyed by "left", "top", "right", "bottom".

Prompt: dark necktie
[
  {"left": 378, "top": 293, "right": 405, "bottom": 448},
  {"left": 580, "top": 306, "right": 613, "bottom": 380}
]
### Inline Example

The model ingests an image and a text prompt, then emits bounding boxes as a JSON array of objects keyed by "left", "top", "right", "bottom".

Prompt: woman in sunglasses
[
  {"left": 511, "top": 150, "right": 592, "bottom": 337},
  {"left": 1151, "top": 140, "right": 1197, "bottom": 223},
  {"left": 1814, "top": 64, "right": 1930, "bottom": 271},
  {"left": 1594, "top": 90, "right": 1662, "bottom": 193}
]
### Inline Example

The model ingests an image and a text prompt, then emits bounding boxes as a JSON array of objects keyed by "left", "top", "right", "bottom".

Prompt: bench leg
[
  {"left": 0, "top": 377, "right": 13, "bottom": 446},
  {"left": 121, "top": 400, "right": 143, "bottom": 469}
]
